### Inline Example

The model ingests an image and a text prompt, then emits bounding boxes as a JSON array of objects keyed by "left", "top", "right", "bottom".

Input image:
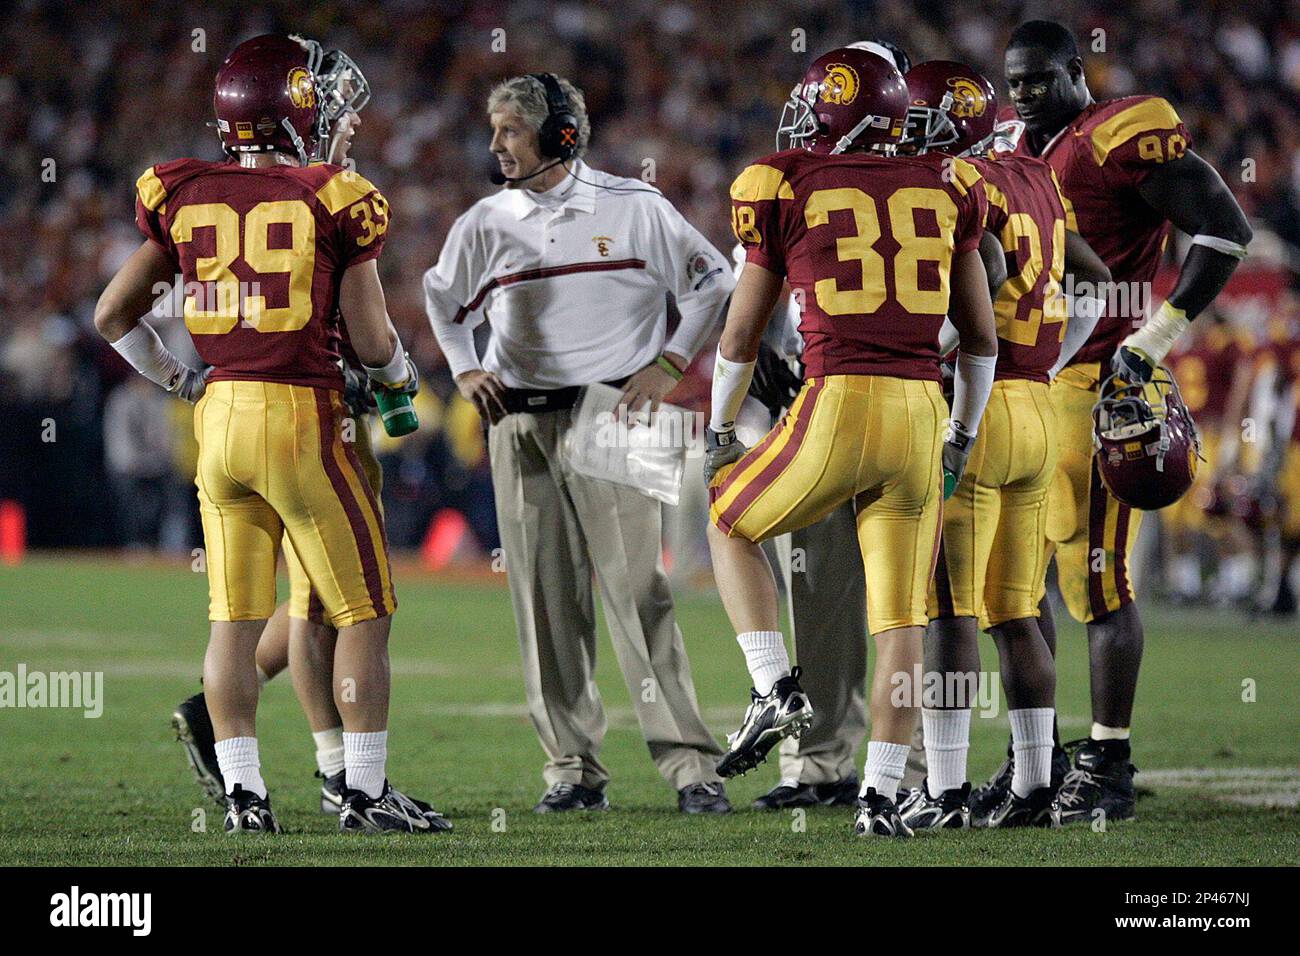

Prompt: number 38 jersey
[
  {"left": 134, "top": 158, "right": 390, "bottom": 390},
  {"left": 731, "top": 149, "right": 987, "bottom": 382}
]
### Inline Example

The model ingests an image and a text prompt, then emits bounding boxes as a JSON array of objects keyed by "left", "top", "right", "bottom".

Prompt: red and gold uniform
[
  {"left": 135, "top": 158, "right": 395, "bottom": 626},
  {"left": 1003, "top": 96, "right": 1193, "bottom": 621},
  {"left": 1255, "top": 330, "right": 1300, "bottom": 540},
  {"left": 711, "top": 148, "right": 987, "bottom": 634},
  {"left": 930, "top": 154, "right": 1066, "bottom": 627},
  {"left": 1163, "top": 322, "right": 1249, "bottom": 531}
]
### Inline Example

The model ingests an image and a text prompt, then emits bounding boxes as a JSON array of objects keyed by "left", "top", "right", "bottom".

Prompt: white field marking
[{"left": 1140, "top": 767, "right": 1300, "bottom": 808}]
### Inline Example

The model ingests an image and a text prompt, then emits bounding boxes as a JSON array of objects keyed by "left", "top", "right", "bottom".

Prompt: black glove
[
  {"left": 342, "top": 363, "right": 377, "bottom": 417},
  {"left": 747, "top": 340, "right": 802, "bottom": 418},
  {"left": 1111, "top": 345, "right": 1155, "bottom": 384}
]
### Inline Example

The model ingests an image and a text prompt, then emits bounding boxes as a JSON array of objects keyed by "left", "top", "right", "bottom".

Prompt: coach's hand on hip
[
  {"left": 457, "top": 369, "right": 509, "bottom": 425},
  {"left": 619, "top": 351, "right": 686, "bottom": 418}
]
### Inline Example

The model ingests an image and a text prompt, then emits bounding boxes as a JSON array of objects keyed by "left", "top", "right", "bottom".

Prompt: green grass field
[{"left": 0, "top": 556, "right": 1296, "bottom": 866}]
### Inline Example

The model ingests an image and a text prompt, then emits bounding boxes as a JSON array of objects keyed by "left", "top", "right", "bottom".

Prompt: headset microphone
[{"left": 488, "top": 158, "right": 565, "bottom": 186}]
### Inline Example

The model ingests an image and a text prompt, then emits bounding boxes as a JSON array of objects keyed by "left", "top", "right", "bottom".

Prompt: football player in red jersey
[
  {"left": 704, "top": 47, "right": 999, "bottom": 837},
  {"left": 167, "top": 39, "right": 417, "bottom": 821},
  {"left": 999, "top": 20, "right": 1251, "bottom": 823},
  {"left": 94, "top": 35, "right": 448, "bottom": 834},
  {"left": 895, "top": 60, "right": 1112, "bottom": 830}
]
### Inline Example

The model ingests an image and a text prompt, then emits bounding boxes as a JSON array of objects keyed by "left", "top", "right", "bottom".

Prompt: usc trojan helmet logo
[
  {"left": 287, "top": 67, "right": 316, "bottom": 109},
  {"left": 946, "top": 76, "right": 987, "bottom": 118},
  {"left": 820, "top": 63, "right": 860, "bottom": 105}
]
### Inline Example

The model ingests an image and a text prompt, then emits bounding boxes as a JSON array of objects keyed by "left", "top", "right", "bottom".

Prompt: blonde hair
[{"left": 487, "top": 74, "right": 591, "bottom": 158}]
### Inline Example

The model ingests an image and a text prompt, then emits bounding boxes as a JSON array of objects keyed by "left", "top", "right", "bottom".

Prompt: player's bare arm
[
  {"left": 1115, "top": 152, "right": 1251, "bottom": 381},
  {"left": 978, "top": 229, "right": 1008, "bottom": 297},
  {"left": 94, "top": 239, "right": 208, "bottom": 403},
  {"left": 338, "top": 258, "right": 415, "bottom": 388}
]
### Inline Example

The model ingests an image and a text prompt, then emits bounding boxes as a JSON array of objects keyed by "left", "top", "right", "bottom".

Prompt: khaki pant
[
  {"left": 773, "top": 500, "right": 926, "bottom": 789},
  {"left": 489, "top": 408, "right": 722, "bottom": 792}
]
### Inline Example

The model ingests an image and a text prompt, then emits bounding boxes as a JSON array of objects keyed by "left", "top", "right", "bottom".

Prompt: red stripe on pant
[
  {"left": 341, "top": 434, "right": 394, "bottom": 613},
  {"left": 1113, "top": 500, "right": 1132, "bottom": 607},
  {"left": 314, "top": 392, "right": 387, "bottom": 616},
  {"left": 715, "top": 378, "right": 826, "bottom": 535},
  {"left": 1086, "top": 457, "right": 1110, "bottom": 619}
]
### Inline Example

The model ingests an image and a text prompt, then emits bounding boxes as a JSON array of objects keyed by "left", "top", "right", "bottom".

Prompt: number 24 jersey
[
  {"left": 135, "top": 158, "right": 390, "bottom": 390},
  {"left": 730, "top": 149, "right": 987, "bottom": 382}
]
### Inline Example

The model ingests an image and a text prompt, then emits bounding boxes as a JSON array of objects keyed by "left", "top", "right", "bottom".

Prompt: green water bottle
[{"left": 375, "top": 386, "right": 419, "bottom": 437}]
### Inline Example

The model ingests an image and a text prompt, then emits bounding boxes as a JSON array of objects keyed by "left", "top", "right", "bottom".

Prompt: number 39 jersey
[
  {"left": 731, "top": 149, "right": 987, "bottom": 382},
  {"left": 134, "top": 158, "right": 390, "bottom": 390}
]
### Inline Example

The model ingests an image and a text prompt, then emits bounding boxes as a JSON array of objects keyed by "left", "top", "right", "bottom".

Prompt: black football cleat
[
  {"left": 339, "top": 780, "right": 453, "bottom": 833},
  {"left": 975, "top": 784, "right": 1061, "bottom": 829},
  {"left": 319, "top": 769, "right": 346, "bottom": 814},
  {"left": 678, "top": 781, "right": 732, "bottom": 814},
  {"left": 898, "top": 779, "right": 971, "bottom": 830},
  {"left": 969, "top": 740, "right": 1070, "bottom": 819},
  {"left": 224, "top": 785, "right": 282, "bottom": 834},
  {"left": 172, "top": 692, "right": 225, "bottom": 807},
  {"left": 752, "top": 775, "right": 859, "bottom": 810},
  {"left": 853, "top": 788, "right": 913, "bottom": 838},
  {"left": 533, "top": 782, "right": 610, "bottom": 814},
  {"left": 717, "top": 667, "right": 814, "bottom": 778},
  {"left": 1057, "top": 739, "right": 1137, "bottom": 825}
]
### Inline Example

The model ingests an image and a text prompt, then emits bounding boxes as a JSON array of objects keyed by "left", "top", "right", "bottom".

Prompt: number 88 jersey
[
  {"left": 134, "top": 158, "right": 390, "bottom": 390},
  {"left": 730, "top": 148, "right": 987, "bottom": 382}
]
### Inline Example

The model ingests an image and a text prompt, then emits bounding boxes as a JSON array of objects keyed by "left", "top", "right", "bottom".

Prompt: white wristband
[
  {"left": 709, "top": 345, "right": 757, "bottom": 432},
  {"left": 110, "top": 322, "right": 186, "bottom": 392},
  {"left": 364, "top": 340, "right": 409, "bottom": 387},
  {"left": 951, "top": 350, "right": 997, "bottom": 437},
  {"left": 1121, "top": 301, "right": 1189, "bottom": 367},
  {"left": 1191, "top": 234, "right": 1248, "bottom": 260}
]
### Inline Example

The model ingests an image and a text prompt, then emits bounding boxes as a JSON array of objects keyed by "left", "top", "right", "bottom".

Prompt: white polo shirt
[{"left": 424, "top": 161, "right": 733, "bottom": 389}]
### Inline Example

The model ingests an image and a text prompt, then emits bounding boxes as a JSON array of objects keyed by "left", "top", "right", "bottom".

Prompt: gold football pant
[
  {"left": 285, "top": 415, "right": 384, "bottom": 624},
  {"left": 1041, "top": 363, "right": 1142, "bottom": 623},
  {"left": 930, "top": 378, "right": 1057, "bottom": 628},
  {"left": 194, "top": 381, "right": 395, "bottom": 628},
  {"left": 1281, "top": 441, "right": 1300, "bottom": 541},
  {"left": 710, "top": 374, "right": 946, "bottom": 635}
]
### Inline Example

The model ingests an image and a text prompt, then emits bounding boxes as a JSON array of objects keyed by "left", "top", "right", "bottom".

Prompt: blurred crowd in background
[{"left": 1, "top": 0, "right": 1298, "bottom": 606}]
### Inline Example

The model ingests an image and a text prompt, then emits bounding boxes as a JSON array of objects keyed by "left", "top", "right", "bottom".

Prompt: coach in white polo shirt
[{"left": 424, "top": 73, "right": 734, "bottom": 814}]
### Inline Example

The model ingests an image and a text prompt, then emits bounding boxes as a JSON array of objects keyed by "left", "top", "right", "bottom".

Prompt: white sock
[
  {"left": 343, "top": 730, "right": 388, "bottom": 798},
  {"left": 215, "top": 736, "right": 267, "bottom": 798},
  {"left": 1009, "top": 707, "right": 1055, "bottom": 797},
  {"left": 861, "top": 740, "right": 910, "bottom": 803},
  {"left": 736, "top": 631, "right": 790, "bottom": 696},
  {"left": 312, "top": 726, "right": 345, "bottom": 777},
  {"left": 922, "top": 708, "right": 971, "bottom": 796}
]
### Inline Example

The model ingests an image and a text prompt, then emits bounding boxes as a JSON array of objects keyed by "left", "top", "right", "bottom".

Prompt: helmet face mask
[
  {"left": 776, "top": 48, "right": 909, "bottom": 156},
  {"left": 901, "top": 61, "right": 998, "bottom": 158},
  {"left": 1093, "top": 368, "right": 1203, "bottom": 511},
  {"left": 314, "top": 47, "right": 371, "bottom": 163}
]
